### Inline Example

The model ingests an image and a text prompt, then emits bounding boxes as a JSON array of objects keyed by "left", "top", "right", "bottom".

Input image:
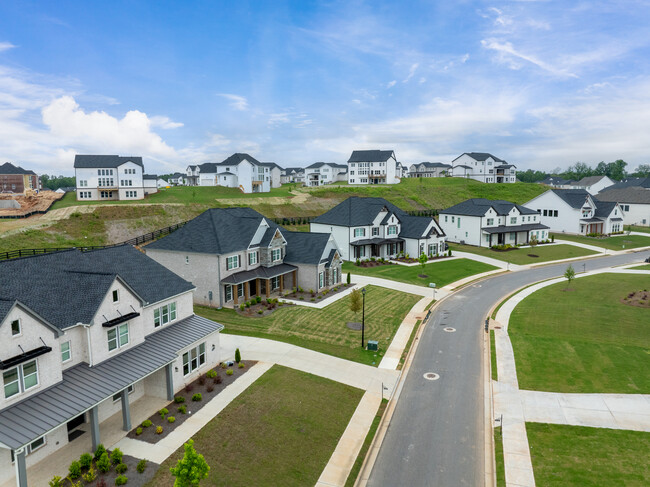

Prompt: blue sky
[{"left": 1, "top": 0, "right": 649, "bottom": 175}]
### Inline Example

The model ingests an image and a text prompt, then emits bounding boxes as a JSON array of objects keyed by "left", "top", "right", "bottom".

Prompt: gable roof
[
  {"left": 602, "top": 177, "right": 650, "bottom": 191},
  {"left": 0, "top": 162, "right": 37, "bottom": 175},
  {"left": 283, "top": 232, "right": 333, "bottom": 264},
  {"left": 412, "top": 162, "right": 451, "bottom": 169},
  {"left": 221, "top": 153, "right": 262, "bottom": 166},
  {"left": 539, "top": 176, "right": 569, "bottom": 186},
  {"left": 143, "top": 174, "right": 158, "bottom": 180},
  {"left": 593, "top": 200, "right": 617, "bottom": 218},
  {"left": 595, "top": 187, "right": 650, "bottom": 205},
  {"left": 549, "top": 189, "right": 593, "bottom": 209},
  {"left": 439, "top": 198, "right": 537, "bottom": 216},
  {"left": 347, "top": 150, "right": 395, "bottom": 163},
  {"left": 572, "top": 175, "right": 610, "bottom": 187},
  {"left": 74, "top": 155, "right": 143, "bottom": 169},
  {"left": 0, "top": 246, "right": 194, "bottom": 330},
  {"left": 261, "top": 162, "right": 283, "bottom": 170},
  {"left": 312, "top": 196, "right": 408, "bottom": 226},
  {"left": 454, "top": 152, "right": 505, "bottom": 163}
]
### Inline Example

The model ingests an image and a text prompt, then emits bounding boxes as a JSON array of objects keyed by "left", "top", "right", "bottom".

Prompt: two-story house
[
  {"left": 524, "top": 189, "right": 625, "bottom": 235},
  {"left": 450, "top": 153, "right": 517, "bottom": 183},
  {"left": 347, "top": 150, "right": 399, "bottom": 185},
  {"left": 310, "top": 197, "right": 447, "bottom": 261},
  {"left": 596, "top": 185, "right": 650, "bottom": 227},
  {"left": 184, "top": 154, "right": 271, "bottom": 193},
  {"left": 0, "top": 246, "right": 224, "bottom": 487},
  {"left": 145, "top": 207, "right": 342, "bottom": 308},
  {"left": 439, "top": 199, "right": 548, "bottom": 247},
  {"left": 408, "top": 162, "right": 452, "bottom": 178},
  {"left": 0, "top": 163, "right": 39, "bottom": 194},
  {"left": 305, "top": 162, "right": 348, "bottom": 186},
  {"left": 261, "top": 162, "right": 283, "bottom": 189},
  {"left": 281, "top": 167, "right": 305, "bottom": 184},
  {"left": 568, "top": 175, "right": 616, "bottom": 195},
  {"left": 74, "top": 155, "right": 145, "bottom": 201}
]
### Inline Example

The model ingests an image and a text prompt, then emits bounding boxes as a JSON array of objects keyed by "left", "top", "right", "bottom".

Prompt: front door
[{"left": 498, "top": 233, "right": 505, "bottom": 245}]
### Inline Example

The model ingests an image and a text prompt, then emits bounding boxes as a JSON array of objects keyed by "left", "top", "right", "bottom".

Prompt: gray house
[
  {"left": 408, "top": 162, "right": 451, "bottom": 178},
  {"left": 145, "top": 207, "right": 342, "bottom": 308}
]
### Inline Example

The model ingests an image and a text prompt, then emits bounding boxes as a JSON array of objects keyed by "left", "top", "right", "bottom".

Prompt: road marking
[{"left": 443, "top": 327, "right": 456, "bottom": 332}]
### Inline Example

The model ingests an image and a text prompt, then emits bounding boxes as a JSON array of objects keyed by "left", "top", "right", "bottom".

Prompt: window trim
[
  {"left": 226, "top": 255, "right": 240, "bottom": 271},
  {"left": 61, "top": 341, "right": 72, "bottom": 363},
  {"left": 154, "top": 302, "right": 177, "bottom": 328},
  {"left": 248, "top": 251, "right": 258, "bottom": 265},
  {"left": 107, "top": 323, "right": 129, "bottom": 352},
  {"left": 11, "top": 319, "right": 21, "bottom": 337},
  {"left": 3, "top": 360, "right": 39, "bottom": 399},
  {"left": 182, "top": 343, "right": 206, "bottom": 376},
  {"left": 225, "top": 284, "right": 233, "bottom": 302},
  {"left": 271, "top": 248, "right": 281, "bottom": 262}
]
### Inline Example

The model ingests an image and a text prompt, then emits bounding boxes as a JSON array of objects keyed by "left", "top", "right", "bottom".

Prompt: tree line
[
  {"left": 517, "top": 160, "right": 650, "bottom": 183},
  {"left": 40, "top": 174, "right": 76, "bottom": 190}
]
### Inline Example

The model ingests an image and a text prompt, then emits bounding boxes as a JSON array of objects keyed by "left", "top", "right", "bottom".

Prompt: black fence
[
  {"left": 406, "top": 209, "right": 439, "bottom": 217},
  {"left": 0, "top": 221, "right": 188, "bottom": 261}
]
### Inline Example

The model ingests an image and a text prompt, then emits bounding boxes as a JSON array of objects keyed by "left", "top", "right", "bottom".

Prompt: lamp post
[{"left": 361, "top": 287, "right": 366, "bottom": 348}]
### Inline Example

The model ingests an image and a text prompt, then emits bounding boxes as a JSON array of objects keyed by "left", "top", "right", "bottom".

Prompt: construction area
[{"left": 0, "top": 191, "right": 64, "bottom": 218}]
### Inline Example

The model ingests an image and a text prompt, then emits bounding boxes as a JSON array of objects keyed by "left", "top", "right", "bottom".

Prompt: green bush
[
  {"left": 48, "top": 476, "right": 64, "bottom": 487},
  {"left": 258, "top": 309, "right": 263, "bottom": 314},
  {"left": 226, "top": 369, "right": 234, "bottom": 376},
  {"left": 136, "top": 427, "right": 143, "bottom": 435},
  {"left": 256, "top": 296, "right": 262, "bottom": 303},
  {"left": 142, "top": 420, "right": 152, "bottom": 428},
  {"left": 239, "top": 303, "right": 245, "bottom": 311},
  {"left": 159, "top": 407, "right": 169, "bottom": 418},
  {"left": 115, "top": 475, "right": 128, "bottom": 485},
  {"left": 97, "top": 452, "right": 111, "bottom": 473},
  {"left": 80, "top": 452, "right": 93, "bottom": 469},
  {"left": 94, "top": 444, "right": 107, "bottom": 461},
  {"left": 235, "top": 348, "right": 241, "bottom": 363},
  {"left": 156, "top": 426, "right": 163, "bottom": 434},
  {"left": 111, "top": 448, "right": 123, "bottom": 465},
  {"left": 136, "top": 459, "right": 147, "bottom": 474},
  {"left": 82, "top": 467, "right": 97, "bottom": 483},
  {"left": 192, "top": 393, "right": 202, "bottom": 401},
  {"left": 68, "top": 460, "right": 82, "bottom": 479},
  {"left": 178, "top": 404, "right": 187, "bottom": 414},
  {"left": 206, "top": 369, "right": 217, "bottom": 378},
  {"left": 448, "top": 249, "right": 452, "bottom": 256},
  {"left": 115, "top": 463, "right": 128, "bottom": 474},
  {"left": 174, "top": 396, "right": 185, "bottom": 403},
  {"left": 168, "top": 416, "right": 176, "bottom": 423},
  {"left": 238, "top": 362, "right": 245, "bottom": 369}
]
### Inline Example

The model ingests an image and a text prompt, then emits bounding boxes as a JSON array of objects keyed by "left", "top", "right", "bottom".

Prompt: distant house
[
  {"left": 409, "top": 162, "right": 452, "bottom": 178},
  {"left": 0, "top": 162, "right": 39, "bottom": 194},
  {"left": 603, "top": 176, "right": 650, "bottom": 191},
  {"left": 538, "top": 176, "right": 571, "bottom": 187},
  {"left": 569, "top": 175, "right": 615, "bottom": 195},
  {"left": 74, "top": 155, "right": 145, "bottom": 201},
  {"left": 169, "top": 172, "right": 185, "bottom": 185},
  {"left": 260, "top": 163, "right": 283, "bottom": 189},
  {"left": 304, "top": 162, "right": 348, "bottom": 186},
  {"left": 451, "top": 153, "right": 516, "bottom": 183},
  {"left": 524, "top": 189, "right": 625, "bottom": 235},
  {"left": 347, "top": 150, "right": 399, "bottom": 185},
  {"left": 439, "top": 198, "right": 548, "bottom": 247},
  {"left": 281, "top": 167, "right": 305, "bottom": 184},
  {"left": 184, "top": 153, "right": 272, "bottom": 193},
  {"left": 54, "top": 187, "right": 75, "bottom": 194},
  {"left": 310, "top": 196, "right": 446, "bottom": 260},
  {"left": 143, "top": 174, "right": 160, "bottom": 195},
  {"left": 595, "top": 187, "right": 650, "bottom": 226},
  {"left": 396, "top": 161, "right": 409, "bottom": 179}
]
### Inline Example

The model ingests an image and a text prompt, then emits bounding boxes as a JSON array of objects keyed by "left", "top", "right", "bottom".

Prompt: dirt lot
[{"left": 0, "top": 191, "right": 63, "bottom": 217}]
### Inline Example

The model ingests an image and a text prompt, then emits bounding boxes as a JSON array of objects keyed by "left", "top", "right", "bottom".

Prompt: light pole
[{"left": 361, "top": 287, "right": 366, "bottom": 348}]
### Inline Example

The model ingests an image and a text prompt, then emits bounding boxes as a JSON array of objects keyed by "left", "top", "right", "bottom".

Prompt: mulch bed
[
  {"left": 56, "top": 453, "right": 159, "bottom": 487},
  {"left": 621, "top": 290, "right": 650, "bottom": 308},
  {"left": 236, "top": 299, "right": 294, "bottom": 317},
  {"left": 126, "top": 360, "right": 256, "bottom": 444},
  {"left": 357, "top": 260, "right": 396, "bottom": 267}
]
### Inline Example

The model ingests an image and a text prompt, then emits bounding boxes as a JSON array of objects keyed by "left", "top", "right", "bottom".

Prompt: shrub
[
  {"left": 239, "top": 303, "right": 245, "bottom": 311},
  {"left": 80, "top": 452, "right": 93, "bottom": 469},
  {"left": 551, "top": 235, "right": 555, "bottom": 242},
  {"left": 207, "top": 385, "right": 214, "bottom": 392},
  {"left": 448, "top": 249, "right": 452, "bottom": 256},
  {"left": 111, "top": 448, "right": 123, "bottom": 465},
  {"left": 174, "top": 396, "right": 186, "bottom": 403},
  {"left": 235, "top": 348, "right": 241, "bottom": 363},
  {"left": 49, "top": 477, "right": 64, "bottom": 487},
  {"left": 136, "top": 459, "right": 147, "bottom": 474},
  {"left": 206, "top": 369, "right": 217, "bottom": 379},
  {"left": 94, "top": 444, "right": 107, "bottom": 461},
  {"left": 168, "top": 416, "right": 176, "bottom": 423},
  {"left": 115, "top": 475, "right": 128, "bottom": 485},
  {"left": 116, "top": 462, "right": 128, "bottom": 474},
  {"left": 170, "top": 440, "right": 209, "bottom": 487},
  {"left": 97, "top": 479, "right": 107, "bottom": 487},
  {"left": 83, "top": 467, "right": 97, "bottom": 483},
  {"left": 178, "top": 404, "right": 187, "bottom": 414},
  {"left": 159, "top": 407, "right": 169, "bottom": 418},
  {"left": 220, "top": 362, "right": 227, "bottom": 369},
  {"left": 226, "top": 369, "right": 234, "bottom": 376},
  {"left": 310, "top": 298, "right": 315, "bottom": 302},
  {"left": 245, "top": 301, "right": 250, "bottom": 308},
  {"left": 238, "top": 362, "right": 245, "bottom": 369},
  {"left": 198, "top": 375, "right": 206, "bottom": 385},
  {"left": 355, "top": 258, "right": 361, "bottom": 266},
  {"left": 97, "top": 452, "right": 111, "bottom": 473},
  {"left": 68, "top": 460, "right": 82, "bottom": 479},
  {"left": 142, "top": 419, "right": 152, "bottom": 428},
  {"left": 258, "top": 309, "right": 264, "bottom": 314},
  {"left": 256, "top": 296, "right": 262, "bottom": 303},
  {"left": 192, "top": 393, "right": 202, "bottom": 401},
  {"left": 156, "top": 426, "right": 163, "bottom": 434},
  {"left": 299, "top": 296, "right": 304, "bottom": 300},
  {"left": 136, "top": 427, "right": 143, "bottom": 435},
  {"left": 215, "top": 375, "right": 222, "bottom": 384}
]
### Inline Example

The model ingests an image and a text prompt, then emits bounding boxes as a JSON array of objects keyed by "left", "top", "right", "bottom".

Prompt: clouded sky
[{"left": 1, "top": 0, "right": 649, "bottom": 175}]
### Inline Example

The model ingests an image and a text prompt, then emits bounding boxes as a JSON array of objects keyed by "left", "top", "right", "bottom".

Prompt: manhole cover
[
  {"left": 443, "top": 327, "right": 456, "bottom": 332},
  {"left": 423, "top": 372, "right": 440, "bottom": 381}
]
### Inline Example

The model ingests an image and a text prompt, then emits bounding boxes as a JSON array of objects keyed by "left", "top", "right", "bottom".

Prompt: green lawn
[
  {"left": 631, "top": 264, "right": 650, "bottom": 270},
  {"left": 627, "top": 225, "right": 650, "bottom": 234},
  {"left": 345, "top": 398, "right": 388, "bottom": 487},
  {"left": 552, "top": 232, "right": 650, "bottom": 250},
  {"left": 450, "top": 243, "right": 598, "bottom": 264},
  {"left": 490, "top": 330, "right": 498, "bottom": 381},
  {"left": 145, "top": 365, "right": 364, "bottom": 487},
  {"left": 196, "top": 285, "right": 420, "bottom": 366},
  {"left": 510, "top": 273, "right": 650, "bottom": 393},
  {"left": 342, "top": 258, "right": 498, "bottom": 288},
  {"left": 494, "top": 426, "right": 505, "bottom": 487},
  {"left": 527, "top": 423, "right": 650, "bottom": 486}
]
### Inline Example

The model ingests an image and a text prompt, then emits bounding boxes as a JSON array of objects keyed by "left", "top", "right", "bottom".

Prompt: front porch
[
  {"left": 580, "top": 218, "right": 604, "bottom": 235},
  {"left": 351, "top": 238, "right": 404, "bottom": 260},
  {"left": 482, "top": 223, "right": 549, "bottom": 247},
  {"left": 222, "top": 264, "right": 298, "bottom": 306}
]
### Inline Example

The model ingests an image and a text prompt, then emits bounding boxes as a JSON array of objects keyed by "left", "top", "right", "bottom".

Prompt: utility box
[{"left": 367, "top": 340, "right": 378, "bottom": 351}]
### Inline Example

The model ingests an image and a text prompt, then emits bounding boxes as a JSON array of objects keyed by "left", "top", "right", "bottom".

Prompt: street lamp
[{"left": 361, "top": 287, "right": 366, "bottom": 348}]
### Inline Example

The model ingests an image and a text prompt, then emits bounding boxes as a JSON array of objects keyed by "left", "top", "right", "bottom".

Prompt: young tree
[
  {"left": 234, "top": 348, "right": 241, "bottom": 364},
  {"left": 346, "top": 272, "right": 351, "bottom": 285},
  {"left": 419, "top": 252, "right": 428, "bottom": 272},
  {"left": 170, "top": 440, "right": 210, "bottom": 487},
  {"left": 349, "top": 289, "right": 362, "bottom": 319},
  {"left": 529, "top": 236, "right": 538, "bottom": 249},
  {"left": 564, "top": 264, "right": 576, "bottom": 289}
]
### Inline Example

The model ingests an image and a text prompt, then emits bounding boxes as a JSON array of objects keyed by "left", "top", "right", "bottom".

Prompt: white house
[
  {"left": 439, "top": 198, "right": 548, "bottom": 247},
  {"left": 304, "top": 162, "right": 348, "bottom": 186},
  {"left": 396, "top": 161, "right": 409, "bottom": 179},
  {"left": 409, "top": 162, "right": 452, "bottom": 178},
  {"left": 261, "top": 163, "right": 283, "bottom": 189},
  {"left": 347, "top": 150, "right": 399, "bottom": 185},
  {"left": 450, "top": 153, "right": 516, "bottom": 183},
  {"left": 143, "top": 174, "right": 159, "bottom": 195},
  {"left": 594, "top": 186, "right": 650, "bottom": 227},
  {"left": 569, "top": 175, "right": 616, "bottom": 195},
  {"left": 184, "top": 154, "right": 271, "bottom": 193},
  {"left": 169, "top": 172, "right": 185, "bottom": 186},
  {"left": 74, "top": 155, "right": 145, "bottom": 201},
  {"left": 524, "top": 189, "right": 625, "bottom": 235},
  {"left": 0, "top": 246, "right": 224, "bottom": 487},
  {"left": 310, "top": 196, "right": 446, "bottom": 261},
  {"left": 281, "top": 167, "right": 305, "bottom": 184}
]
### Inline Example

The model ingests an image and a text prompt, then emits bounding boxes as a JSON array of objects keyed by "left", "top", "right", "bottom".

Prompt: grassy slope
[
  {"left": 552, "top": 233, "right": 650, "bottom": 250},
  {"left": 196, "top": 285, "right": 420, "bottom": 366},
  {"left": 509, "top": 273, "right": 650, "bottom": 393},
  {"left": 145, "top": 365, "right": 364, "bottom": 487},
  {"left": 450, "top": 243, "right": 598, "bottom": 264},
  {"left": 342, "top": 258, "right": 498, "bottom": 287},
  {"left": 527, "top": 423, "right": 650, "bottom": 486}
]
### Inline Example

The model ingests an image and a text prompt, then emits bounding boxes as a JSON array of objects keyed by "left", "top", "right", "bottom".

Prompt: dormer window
[
  {"left": 249, "top": 251, "right": 258, "bottom": 265},
  {"left": 272, "top": 248, "right": 282, "bottom": 262},
  {"left": 112, "top": 290, "right": 119, "bottom": 303},
  {"left": 11, "top": 319, "right": 20, "bottom": 336},
  {"left": 387, "top": 225, "right": 398, "bottom": 236}
]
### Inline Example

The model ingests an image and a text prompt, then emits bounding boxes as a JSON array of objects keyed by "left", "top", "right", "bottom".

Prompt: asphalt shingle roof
[
  {"left": 0, "top": 162, "right": 37, "bottom": 175},
  {"left": 596, "top": 187, "right": 650, "bottom": 204},
  {"left": 74, "top": 155, "right": 143, "bottom": 169},
  {"left": 572, "top": 175, "right": 609, "bottom": 187},
  {"left": 603, "top": 177, "right": 650, "bottom": 191},
  {"left": 439, "top": 198, "right": 537, "bottom": 216},
  {"left": 283, "top": 231, "right": 332, "bottom": 264},
  {"left": 347, "top": 150, "right": 395, "bottom": 163},
  {"left": 312, "top": 197, "right": 407, "bottom": 226},
  {"left": 455, "top": 152, "right": 505, "bottom": 163},
  {"left": 550, "top": 189, "right": 592, "bottom": 209}
]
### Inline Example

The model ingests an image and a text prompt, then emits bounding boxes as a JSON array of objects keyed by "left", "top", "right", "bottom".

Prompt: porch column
[
  {"left": 266, "top": 279, "right": 270, "bottom": 298},
  {"left": 256, "top": 278, "right": 260, "bottom": 297},
  {"left": 165, "top": 363, "right": 174, "bottom": 401},
  {"left": 233, "top": 284, "right": 239, "bottom": 305},
  {"left": 293, "top": 270, "right": 297, "bottom": 289},
  {"left": 514, "top": 232, "right": 518, "bottom": 245},
  {"left": 14, "top": 448, "right": 27, "bottom": 487},
  {"left": 244, "top": 282, "right": 250, "bottom": 301},
  {"left": 88, "top": 405, "right": 100, "bottom": 452},
  {"left": 120, "top": 389, "right": 132, "bottom": 431},
  {"left": 280, "top": 274, "right": 284, "bottom": 291}
]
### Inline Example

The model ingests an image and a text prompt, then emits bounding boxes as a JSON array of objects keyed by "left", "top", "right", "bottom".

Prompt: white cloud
[
  {"left": 481, "top": 38, "right": 578, "bottom": 78},
  {"left": 403, "top": 63, "right": 419, "bottom": 83},
  {"left": 387, "top": 80, "right": 397, "bottom": 88},
  {"left": 0, "top": 42, "right": 16, "bottom": 52},
  {"left": 150, "top": 115, "right": 184, "bottom": 129},
  {"left": 218, "top": 93, "right": 249, "bottom": 111}
]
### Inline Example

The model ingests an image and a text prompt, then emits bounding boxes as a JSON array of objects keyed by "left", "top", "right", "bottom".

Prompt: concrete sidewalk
[
  {"left": 281, "top": 283, "right": 360, "bottom": 308},
  {"left": 378, "top": 296, "right": 430, "bottom": 369},
  {"left": 554, "top": 238, "right": 608, "bottom": 253}
]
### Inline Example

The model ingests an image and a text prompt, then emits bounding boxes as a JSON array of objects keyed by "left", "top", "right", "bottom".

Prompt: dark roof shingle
[
  {"left": 74, "top": 155, "right": 143, "bottom": 169},
  {"left": 347, "top": 150, "right": 395, "bottom": 163}
]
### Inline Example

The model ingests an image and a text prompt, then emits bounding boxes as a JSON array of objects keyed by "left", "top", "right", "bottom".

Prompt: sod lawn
[
  {"left": 341, "top": 258, "right": 497, "bottom": 288},
  {"left": 552, "top": 232, "right": 650, "bottom": 250},
  {"left": 449, "top": 243, "right": 598, "bottom": 264},
  {"left": 632, "top": 264, "right": 650, "bottom": 270},
  {"left": 509, "top": 273, "right": 650, "bottom": 393},
  {"left": 145, "top": 365, "right": 364, "bottom": 487},
  {"left": 196, "top": 285, "right": 420, "bottom": 366},
  {"left": 527, "top": 423, "right": 650, "bottom": 486}
]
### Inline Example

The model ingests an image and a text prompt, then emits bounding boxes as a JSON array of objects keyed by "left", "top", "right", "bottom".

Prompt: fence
[{"left": 0, "top": 221, "right": 188, "bottom": 261}]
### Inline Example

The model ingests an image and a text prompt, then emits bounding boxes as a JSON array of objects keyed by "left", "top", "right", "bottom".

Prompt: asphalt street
[{"left": 366, "top": 251, "right": 648, "bottom": 487}]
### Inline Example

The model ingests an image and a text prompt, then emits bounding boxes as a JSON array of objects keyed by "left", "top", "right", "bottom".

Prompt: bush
[
  {"left": 156, "top": 426, "right": 163, "bottom": 434},
  {"left": 256, "top": 296, "right": 262, "bottom": 303},
  {"left": 94, "top": 444, "right": 107, "bottom": 461},
  {"left": 258, "top": 310, "right": 264, "bottom": 314},
  {"left": 142, "top": 419, "right": 152, "bottom": 428},
  {"left": 115, "top": 475, "right": 128, "bottom": 485},
  {"left": 448, "top": 249, "right": 452, "bottom": 256},
  {"left": 168, "top": 416, "right": 176, "bottom": 423},
  {"left": 97, "top": 452, "right": 111, "bottom": 473},
  {"left": 136, "top": 427, "right": 143, "bottom": 435},
  {"left": 206, "top": 369, "right": 217, "bottom": 378},
  {"left": 97, "top": 479, "right": 107, "bottom": 487},
  {"left": 111, "top": 448, "right": 123, "bottom": 465},
  {"left": 159, "top": 408, "right": 169, "bottom": 418},
  {"left": 551, "top": 235, "right": 555, "bottom": 242},
  {"left": 68, "top": 460, "right": 82, "bottom": 479},
  {"left": 198, "top": 375, "right": 206, "bottom": 385},
  {"left": 185, "top": 383, "right": 194, "bottom": 392},
  {"left": 192, "top": 393, "right": 202, "bottom": 401},
  {"left": 136, "top": 459, "right": 147, "bottom": 474},
  {"left": 116, "top": 463, "right": 128, "bottom": 474},
  {"left": 310, "top": 298, "right": 315, "bottom": 302},
  {"left": 215, "top": 375, "right": 222, "bottom": 384},
  {"left": 178, "top": 404, "right": 187, "bottom": 414},
  {"left": 174, "top": 396, "right": 186, "bottom": 403},
  {"left": 80, "top": 452, "right": 93, "bottom": 469},
  {"left": 83, "top": 468, "right": 97, "bottom": 483},
  {"left": 239, "top": 303, "right": 245, "bottom": 311},
  {"left": 226, "top": 369, "right": 234, "bottom": 376},
  {"left": 238, "top": 362, "right": 245, "bottom": 369},
  {"left": 220, "top": 362, "right": 227, "bottom": 369},
  {"left": 235, "top": 348, "right": 241, "bottom": 363},
  {"left": 49, "top": 477, "right": 64, "bottom": 487},
  {"left": 245, "top": 301, "right": 250, "bottom": 308}
]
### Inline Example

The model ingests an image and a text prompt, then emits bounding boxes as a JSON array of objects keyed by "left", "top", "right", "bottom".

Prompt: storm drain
[
  {"left": 423, "top": 372, "right": 440, "bottom": 381},
  {"left": 443, "top": 327, "right": 456, "bottom": 332}
]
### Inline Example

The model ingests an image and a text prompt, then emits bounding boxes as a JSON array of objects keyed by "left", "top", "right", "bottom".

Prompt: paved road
[{"left": 367, "top": 251, "right": 648, "bottom": 486}]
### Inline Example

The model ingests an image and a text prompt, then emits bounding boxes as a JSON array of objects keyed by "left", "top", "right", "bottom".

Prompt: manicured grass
[
  {"left": 527, "top": 423, "right": 650, "bottom": 486},
  {"left": 490, "top": 330, "right": 498, "bottom": 381},
  {"left": 342, "top": 258, "right": 497, "bottom": 288},
  {"left": 450, "top": 243, "right": 598, "bottom": 264},
  {"left": 631, "top": 264, "right": 650, "bottom": 270},
  {"left": 145, "top": 365, "right": 364, "bottom": 487},
  {"left": 196, "top": 285, "right": 420, "bottom": 367},
  {"left": 344, "top": 398, "right": 389, "bottom": 487},
  {"left": 494, "top": 426, "right": 505, "bottom": 487},
  {"left": 398, "top": 319, "right": 422, "bottom": 370},
  {"left": 510, "top": 274, "right": 650, "bottom": 393},
  {"left": 552, "top": 232, "right": 650, "bottom": 250},
  {"left": 627, "top": 225, "right": 650, "bottom": 234}
]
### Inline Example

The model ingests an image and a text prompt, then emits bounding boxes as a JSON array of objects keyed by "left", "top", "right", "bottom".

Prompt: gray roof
[
  {"left": 0, "top": 246, "right": 194, "bottom": 330},
  {"left": 539, "top": 177, "right": 568, "bottom": 186},
  {"left": 261, "top": 162, "right": 283, "bottom": 170},
  {"left": 143, "top": 174, "right": 158, "bottom": 180},
  {"left": 495, "top": 164, "right": 516, "bottom": 169},
  {"left": 549, "top": 189, "right": 592, "bottom": 209},
  {"left": 283, "top": 232, "right": 332, "bottom": 264},
  {"left": 0, "top": 162, "right": 37, "bottom": 175},
  {"left": 593, "top": 200, "right": 617, "bottom": 218},
  {"left": 455, "top": 152, "right": 505, "bottom": 163},
  {"left": 0, "top": 314, "right": 223, "bottom": 450},
  {"left": 439, "top": 198, "right": 538, "bottom": 216},
  {"left": 602, "top": 177, "right": 650, "bottom": 191},
  {"left": 482, "top": 223, "right": 549, "bottom": 234},
  {"left": 347, "top": 150, "right": 395, "bottom": 163},
  {"left": 146, "top": 207, "right": 280, "bottom": 255},
  {"left": 306, "top": 162, "right": 347, "bottom": 169},
  {"left": 283, "top": 167, "right": 304, "bottom": 175},
  {"left": 74, "top": 155, "right": 143, "bottom": 169},
  {"left": 412, "top": 162, "right": 451, "bottom": 169},
  {"left": 221, "top": 153, "right": 262, "bottom": 166},
  {"left": 221, "top": 263, "right": 297, "bottom": 285},
  {"left": 596, "top": 187, "right": 650, "bottom": 204},
  {"left": 571, "top": 175, "right": 609, "bottom": 187},
  {"left": 400, "top": 215, "right": 444, "bottom": 238}
]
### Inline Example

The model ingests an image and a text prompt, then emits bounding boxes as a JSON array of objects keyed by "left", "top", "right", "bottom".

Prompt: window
[
  {"left": 270, "top": 276, "right": 280, "bottom": 290},
  {"left": 354, "top": 228, "right": 366, "bottom": 238},
  {"left": 372, "top": 227, "right": 379, "bottom": 236},
  {"left": 622, "top": 205, "right": 630, "bottom": 212},
  {"left": 510, "top": 217, "right": 517, "bottom": 224},
  {"left": 185, "top": 255, "right": 189, "bottom": 265},
  {"left": 451, "top": 216, "right": 455, "bottom": 223},
  {"left": 11, "top": 319, "right": 20, "bottom": 336},
  {"left": 444, "top": 216, "right": 448, "bottom": 222},
  {"left": 457, "top": 217, "right": 461, "bottom": 228},
  {"left": 61, "top": 341, "right": 71, "bottom": 362},
  {"left": 226, "top": 255, "right": 240, "bottom": 270},
  {"left": 182, "top": 343, "right": 206, "bottom": 375},
  {"left": 154, "top": 302, "right": 177, "bottom": 327},
  {"left": 112, "top": 384, "right": 134, "bottom": 402},
  {"left": 225, "top": 285, "right": 233, "bottom": 302},
  {"left": 249, "top": 251, "right": 258, "bottom": 265},
  {"left": 29, "top": 437, "right": 45, "bottom": 452},
  {"left": 3, "top": 360, "right": 39, "bottom": 399},
  {"left": 487, "top": 218, "right": 494, "bottom": 225},
  {"left": 543, "top": 209, "right": 548, "bottom": 216},
  {"left": 112, "top": 289, "right": 119, "bottom": 303},
  {"left": 387, "top": 225, "right": 398, "bottom": 235},
  {"left": 271, "top": 248, "right": 282, "bottom": 262},
  {"left": 319, "top": 272, "right": 324, "bottom": 289},
  {"left": 107, "top": 323, "right": 129, "bottom": 351}
]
